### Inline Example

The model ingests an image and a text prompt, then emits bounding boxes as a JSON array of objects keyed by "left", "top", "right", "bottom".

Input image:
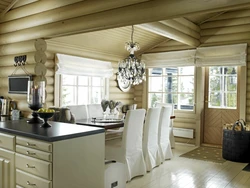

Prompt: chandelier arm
[{"left": 131, "top": 25, "right": 134, "bottom": 43}]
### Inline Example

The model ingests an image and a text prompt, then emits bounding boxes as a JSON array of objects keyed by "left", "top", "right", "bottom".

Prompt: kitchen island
[{"left": 0, "top": 119, "right": 105, "bottom": 188}]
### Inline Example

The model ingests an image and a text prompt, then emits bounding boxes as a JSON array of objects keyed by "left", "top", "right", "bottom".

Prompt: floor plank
[{"left": 126, "top": 143, "right": 250, "bottom": 188}]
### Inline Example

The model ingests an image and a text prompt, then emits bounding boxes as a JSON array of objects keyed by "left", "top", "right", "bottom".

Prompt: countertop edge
[{"left": 0, "top": 127, "right": 105, "bottom": 142}]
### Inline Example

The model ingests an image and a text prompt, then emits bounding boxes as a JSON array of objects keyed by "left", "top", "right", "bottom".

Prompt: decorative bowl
[{"left": 37, "top": 112, "right": 55, "bottom": 128}]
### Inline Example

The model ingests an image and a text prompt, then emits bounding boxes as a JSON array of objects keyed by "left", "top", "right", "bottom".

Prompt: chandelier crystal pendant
[{"left": 118, "top": 26, "right": 146, "bottom": 87}]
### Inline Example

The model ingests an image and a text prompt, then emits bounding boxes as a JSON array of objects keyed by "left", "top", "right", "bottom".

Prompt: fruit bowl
[{"left": 37, "top": 112, "right": 55, "bottom": 128}]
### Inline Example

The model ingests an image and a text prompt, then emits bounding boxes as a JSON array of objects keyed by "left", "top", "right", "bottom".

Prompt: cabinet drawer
[
  {"left": 16, "top": 145, "right": 52, "bottom": 162},
  {"left": 16, "top": 169, "right": 52, "bottom": 188},
  {"left": 0, "top": 133, "right": 15, "bottom": 151},
  {"left": 16, "top": 153, "right": 52, "bottom": 180},
  {"left": 16, "top": 136, "right": 52, "bottom": 152}
]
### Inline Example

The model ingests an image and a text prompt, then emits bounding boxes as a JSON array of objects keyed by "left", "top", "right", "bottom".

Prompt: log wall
[
  {"left": 200, "top": 9, "right": 250, "bottom": 122},
  {"left": 0, "top": 39, "right": 55, "bottom": 118},
  {"left": 0, "top": 1, "right": 250, "bottom": 145},
  {"left": 145, "top": 8, "right": 250, "bottom": 145}
]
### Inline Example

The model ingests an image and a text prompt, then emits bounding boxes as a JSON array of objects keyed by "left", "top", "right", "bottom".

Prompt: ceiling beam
[
  {"left": 0, "top": 0, "right": 19, "bottom": 18},
  {"left": 137, "top": 22, "right": 200, "bottom": 47},
  {"left": 1, "top": 0, "right": 250, "bottom": 44},
  {"left": 160, "top": 19, "right": 200, "bottom": 39}
]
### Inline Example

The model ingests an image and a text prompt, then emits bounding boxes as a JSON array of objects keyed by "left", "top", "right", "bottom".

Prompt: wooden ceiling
[{"left": 1, "top": 0, "right": 250, "bottom": 59}]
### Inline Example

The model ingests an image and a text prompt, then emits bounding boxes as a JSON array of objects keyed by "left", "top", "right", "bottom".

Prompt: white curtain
[
  {"left": 141, "top": 43, "right": 247, "bottom": 68},
  {"left": 195, "top": 43, "right": 247, "bottom": 67},
  {"left": 142, "top": 50, "right": 196, "bottom": 68},
  {"left": 56, "top": 54, "right": 113, "bottom": 77}
]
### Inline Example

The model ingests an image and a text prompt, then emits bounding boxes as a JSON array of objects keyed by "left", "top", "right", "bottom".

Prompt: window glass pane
[
  {"left": 164, "top": 93, "right": 177, "bottom": 104},
  {"left": 209, "top": 67, "right": 221, "bottom": 75},
  {"left": 91, "top": 87, "right": 103, "bottom": 103},
  {"left": 164, "top": 76, "right": 177, "bottom": 92},
  {"left": 179, "top": 66, "right": 194, "bottom": 75},
  {"left": 209, "top": 66, "right": 237, "bottom": 109},
  {"left": 165, "top": 68, "right": 177, "bottom": 75},
  {"left": 225, "top": 67, "right": 237, "bottom": 75},
  {"left": 62, "top": 86, "right": 76, "bottom": 105},
  {"left": 92, "top": 77, "right": 103, "bottom": 86},
  {"left": 78, "top": 76, "right": 88, "bottom": 85},
  {"left": 209, "top": 76, "right": 221, "bottom": 92},
  {"left": 179, "top": 76, "right": 194, "bottom": 92},
  {"left": 62, "top": 75, "right": 76, "bottom": 85},
  {"left": 149, "top": 68, "right": 162, "bottom": 76},
  {"left": 225, "top": 76, "right": 237, "bottom": 91},
  {"left": 209, "top": 92, "right": 221, "bottom": 107},
  {"left": 179, "top": 94, "right": 194, "bottom": 110},
  {"left": 149, "top": 77, "right": 162, "bottom": 92},
  {"left": 78, "top": 87, "right": 88, "bottom": 104},
  {"left": 148, "top": 93, "right": 162, "bottom": 107},
  {"left": 224, "top": 93, "right": 237, "bottom": 108}
]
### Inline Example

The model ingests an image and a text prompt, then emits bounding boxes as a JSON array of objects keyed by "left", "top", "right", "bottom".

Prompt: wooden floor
[{"left": 126, "top": 144, "right": 250, "bottom": 188}]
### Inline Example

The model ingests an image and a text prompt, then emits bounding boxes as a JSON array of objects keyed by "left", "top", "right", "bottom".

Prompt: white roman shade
[
  {"left": 56, "top": 54, "right": 113, "bottom": 77},
  {"left": 195, "top": 43, "right": 247, "bottom": 67},
  {"left": 141, "top": 50, "right": 196, "bottom": 68}
]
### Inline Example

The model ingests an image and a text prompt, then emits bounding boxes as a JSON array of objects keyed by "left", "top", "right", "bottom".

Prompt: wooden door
[{"left": 203, "top": 66, "right": 239, "bottom": 146}]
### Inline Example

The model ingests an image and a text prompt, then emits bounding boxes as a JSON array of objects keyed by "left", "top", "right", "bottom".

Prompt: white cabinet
[
  {"left": 0, "top": 137, "right": 15, "bottom": 188},
  {"left": 0, "top": 129, "right": 105, "bottom": 188},
  {"left": 15, "top": 137, "right": 53, "bottom": 187}
]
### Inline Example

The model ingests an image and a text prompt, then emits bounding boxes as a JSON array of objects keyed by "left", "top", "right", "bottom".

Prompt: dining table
[{"left": 76, "top": 118, "right": 124, "bottom": 130}]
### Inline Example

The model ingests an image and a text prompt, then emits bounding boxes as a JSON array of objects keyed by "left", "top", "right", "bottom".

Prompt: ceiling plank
[
  {"left": 1, "top": 0, "right": 250, "bottom": 44},
  {"left": 138, "top": 22, "right": 200, "bottom": 47}
]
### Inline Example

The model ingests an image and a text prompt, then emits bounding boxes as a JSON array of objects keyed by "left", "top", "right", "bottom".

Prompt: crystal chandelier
[{"left": 117, "top": 26, "right": 146, "bottom": 85}]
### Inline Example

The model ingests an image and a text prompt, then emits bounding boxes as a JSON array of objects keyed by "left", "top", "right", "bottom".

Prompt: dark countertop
[{"left": 0, "top": 119, "right": 104, "bottom": 142}]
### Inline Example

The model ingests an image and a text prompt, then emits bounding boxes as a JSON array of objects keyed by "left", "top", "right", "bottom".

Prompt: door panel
[
  {"left": 203, "top": 108, "right": 238, "bottom": 145},
  {"left": 203, "top": 67, "right": 239, "bottom": 146}
]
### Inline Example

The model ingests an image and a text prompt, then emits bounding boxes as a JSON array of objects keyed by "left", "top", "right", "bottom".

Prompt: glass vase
[{"left": 27, "top": 81, "right": 45, "bottom": 124}]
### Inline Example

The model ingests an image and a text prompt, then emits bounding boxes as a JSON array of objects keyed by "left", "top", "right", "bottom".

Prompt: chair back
[
  {"left": 87, "top": 104, "right": 103, "bottom": 118},
  {"left": 159, "top": 106, "right": 171, "bottom": 142},
  {"left": 67, "top": 105, "right": 88, "bottom": 120},
  {"left": 50, "top": 107, "right": 75, "bottom": 123},
  {"left": 143, "top": 107, "right": 161, "bottom": 171},
  {"left": 155, "top": 102, "right": 175, "bottom": 148},
  {"left": 121, "top": 109, "right": 146, "bottom": 155},
  {"left": 155, "top": 103, "right": 174, "bottom": 123},
  {"left": 158, "top": 106, "right": 173, "bottom": 161}
]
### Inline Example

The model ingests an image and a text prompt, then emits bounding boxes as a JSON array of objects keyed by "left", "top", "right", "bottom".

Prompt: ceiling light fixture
[{"left": 117, "top": 25, "right": 146, "bottom": 87}]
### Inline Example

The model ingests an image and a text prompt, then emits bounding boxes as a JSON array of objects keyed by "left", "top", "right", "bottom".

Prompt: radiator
[{"left": 173, "top": 127, "right": 194, "bottom": 139}]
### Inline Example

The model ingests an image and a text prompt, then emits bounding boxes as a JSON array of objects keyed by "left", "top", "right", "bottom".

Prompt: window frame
[
  {"left": 59, "top": 74, "right": 108, "bottom": 106},
  {"left": 147, "top": 66, "right": 196, "bottom": 112},
  {"left": 208, "top": 66, "right": 238, "bottom": 109}
]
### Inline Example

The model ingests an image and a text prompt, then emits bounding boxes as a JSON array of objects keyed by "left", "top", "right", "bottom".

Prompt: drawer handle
[
  {"left": 26, "top": 142, "right": 36, "bottom": 146},
  {"left": 27, "top": 181, "right": 36, "bottom": 186},
  {"left": 26, "top": 151, "right": 36, "bottom": 155},
  {"left": 26, "top": 164, "right": 35, "bottom": 168}
]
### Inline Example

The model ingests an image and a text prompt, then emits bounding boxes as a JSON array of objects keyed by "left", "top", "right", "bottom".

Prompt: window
[
  {"left": 148, "top": 66, "right": 195, "bottom": 111},
  {"left": 60, "top": 75, "right": 106, "bottom": 106},
  {"left": 208, "top": 66, "right": 237, "bottom": 109}
]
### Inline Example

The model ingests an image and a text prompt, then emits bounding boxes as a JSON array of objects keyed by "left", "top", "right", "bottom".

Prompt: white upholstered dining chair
[
  {"left": 87, "top": 104, "right": 103, "bottom": 118},
  {"left": 67, "top": 105, "right": 88, "bottom": 120},
  {"left": 105, "top": 109, "right": 146, "bottom": 181},
  {"left": 143, "top": 107, "right": 161, "bottom": 171},
  {"left": 155, "top": 102, "right": 175, "bottom": 148},
  {"left": 158, "top": 106, "right": 173, "bottom": 162}
]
